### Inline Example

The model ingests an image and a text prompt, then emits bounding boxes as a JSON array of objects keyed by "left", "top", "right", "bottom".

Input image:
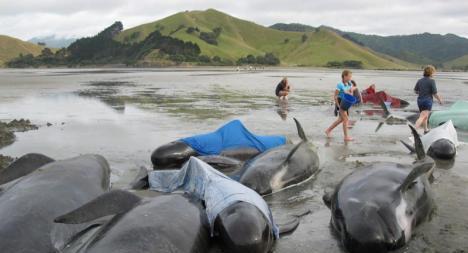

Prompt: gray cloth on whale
[{"left": 148, "top": 156, "right": 279, "bottom": 239}]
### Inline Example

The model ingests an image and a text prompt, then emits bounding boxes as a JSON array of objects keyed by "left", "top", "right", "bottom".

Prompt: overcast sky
[{"left": 1, "top": 0, "right": 467, "bottom": 40}]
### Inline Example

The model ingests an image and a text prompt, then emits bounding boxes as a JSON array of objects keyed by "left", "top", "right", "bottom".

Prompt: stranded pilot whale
[
  {"left": 0, "top": 154, "right": 110, "bottom": 253},
  {"left": 55, "top": 190, "right": 210, "bottom": 253},
  {"left": 400, "top": 120, "right": 458, "bottom": 160},
  {"left": 133, "top": 157, "right": 304, "bottom": 253},
  {"left": 150, "top": 120, "right": 286, "bottom": 169},
  {"left": 323, "top": 125, "right": 435, "bottom": 253},
  {"left": 239, "top": 118, "right": 320, "bottom": 195}
]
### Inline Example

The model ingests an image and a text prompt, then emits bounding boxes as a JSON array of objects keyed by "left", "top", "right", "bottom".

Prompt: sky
[{"left": 1, "top": 0, "right": 467, "bottom": 40}]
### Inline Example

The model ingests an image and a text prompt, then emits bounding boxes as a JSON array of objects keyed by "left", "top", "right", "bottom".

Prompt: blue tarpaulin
[
  {"left": 180, "top": 120, "right": 286, "bottom": 155},
  {"left": 148, "top": 157, "right": 279, "bottom": 239}
]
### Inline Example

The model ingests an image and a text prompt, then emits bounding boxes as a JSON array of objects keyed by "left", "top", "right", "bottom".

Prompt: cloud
[{"left": 0, "top": 0, "right": 467, "bottom": 40}]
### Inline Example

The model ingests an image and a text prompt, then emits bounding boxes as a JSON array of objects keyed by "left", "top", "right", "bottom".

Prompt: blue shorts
[{"left": 417, "top": 97, "right": 433, "bottom": 112}]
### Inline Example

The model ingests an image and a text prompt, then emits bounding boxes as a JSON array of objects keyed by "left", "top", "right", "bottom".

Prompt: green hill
[
  {"left": 0, "top": 35, "right": 45, "bottom": 67},
  {"left": 444, "top": 54, "right": 468, "bottom": 70},
  {"left": 116, "top": 9, "right": 412, "bottom": 69}
]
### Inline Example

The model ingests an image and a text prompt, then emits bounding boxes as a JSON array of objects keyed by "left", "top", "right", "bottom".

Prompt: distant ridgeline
[
  {"left": 7, "top": 21, "right": 280, "bottom": 67},
  {"left": 270, "top": 23, "right": 468, "bottom": 71}
]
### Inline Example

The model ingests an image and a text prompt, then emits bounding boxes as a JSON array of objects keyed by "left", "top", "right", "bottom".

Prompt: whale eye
[
  {"left": 407, "top": 181, "right": 417, "bottom": 190},
  {"left": 406, "top": 210, "right": 414, "bottom": 216}
]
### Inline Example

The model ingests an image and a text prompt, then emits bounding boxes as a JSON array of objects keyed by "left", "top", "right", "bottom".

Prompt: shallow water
[{"left": 0, "top": 68, "right": 467, "bottom": 252}]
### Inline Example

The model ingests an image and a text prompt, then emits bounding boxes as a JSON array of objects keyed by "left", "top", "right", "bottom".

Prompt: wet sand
[{"left": 0, "top": 68, "right": 467, "bottom": 252}]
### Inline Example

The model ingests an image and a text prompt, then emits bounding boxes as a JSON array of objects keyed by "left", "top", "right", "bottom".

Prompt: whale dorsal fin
[
  {"left": 0, "top": 153, "right": 54, "bottom": 185},
  {"left": 293, "top": 118, "right": 308, "bottom": 141},
  {"left": 281, "top": 141, "right": 305, "bottom": 167},
  {"left": 379, "top": 98, "right": 390, "bottom": 118},
  {"left": 54, "top": 190, "right": 141, "bottom": 224},
  {"left": 409, "top": 124, "right": 425, "bottom": 160},
  {"left": 399, "top": 161, "right": 433, "bottom": 192},
  {"left": 128, "top": 166, "right": 149, "bottom": 190},
  {"left": 400, "top": 140, "right": 416, "bottom": 153}
]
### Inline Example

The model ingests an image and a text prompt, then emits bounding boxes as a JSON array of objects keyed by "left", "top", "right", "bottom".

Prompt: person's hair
[
  {"left": 342, "top": 70, "right": 352, "bottom": 79},
  {"left": 281, "top": 77, "right": 288, "bottom": 87},
  {"left": 423, "top": 65, "right": 435, "bottom": 77},
  {"left": 351, "top": 80, "right": 357, "bottom": 87}
]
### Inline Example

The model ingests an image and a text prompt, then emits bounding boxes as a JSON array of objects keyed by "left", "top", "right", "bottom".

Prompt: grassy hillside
[
  {"left": 0, "top": 35, "right": 45, "bottom": 67},
  {"left": 444, "top": 54, "right": 468, "bottom": 70},
  {"left": 337, "top": 32, "right": 468, "bottom": 66},
  {"left": 116, "top": 9, "right": 412, "bottom": 69}
]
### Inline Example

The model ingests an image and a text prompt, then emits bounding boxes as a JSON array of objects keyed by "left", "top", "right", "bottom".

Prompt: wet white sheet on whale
[{"left": 148, "top": 157, "right": 279, "bottom": 238}]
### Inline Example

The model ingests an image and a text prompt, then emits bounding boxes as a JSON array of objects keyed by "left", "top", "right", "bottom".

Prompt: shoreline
[
  {"left": 0, "top": 119, "right": 39, "bottom": 170},
  {"left": 0, "top": 65, "right": 466, "bottom": 73}
]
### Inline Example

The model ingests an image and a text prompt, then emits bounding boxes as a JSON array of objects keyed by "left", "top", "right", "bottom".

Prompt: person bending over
[{"left": 275, "top": 77, "right": 291, "bottom": 100}]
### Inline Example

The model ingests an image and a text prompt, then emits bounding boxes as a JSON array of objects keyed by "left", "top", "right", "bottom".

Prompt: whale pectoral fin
[
  {"left": 128, "top": 166, "right": 149, "bottom": 190},
  {"left": 54, "top": 190, "right": 141, "bottom": 224},
  {"left": 278, "top": 217, "right": 300, "bottom": 235},
  {"left": 278, "top": 209, "right": 311, "bottom": 235},
  {"left": 399, "top": 161, "right": 434, "bottom": 192},
  {"left": 293, "top": 118, "right": 308, "bottom": 141},
  {"left": 400, "top": 140, "right": 416, "bottom": 153},
  {"left": 409, "top": 124, "right": 425, "bottom": 160},
  {"left": 0, "top": 153, "right": 54, "bottom": 185}
]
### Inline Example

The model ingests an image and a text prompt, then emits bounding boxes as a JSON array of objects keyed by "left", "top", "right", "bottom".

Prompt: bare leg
[
  {"left": 415, "top": 111, "right": 429, "bottom": 131},
  {"left": 325, "top": 116, "right": 343, "bottom": 137},
  {"left": 340, "top": 110, "right": 352, "bottom": 141}
]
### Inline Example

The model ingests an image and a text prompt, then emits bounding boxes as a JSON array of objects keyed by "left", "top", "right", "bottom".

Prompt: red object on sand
[{"left": 361, "top": 90, "right": 409, "bottom": 108}]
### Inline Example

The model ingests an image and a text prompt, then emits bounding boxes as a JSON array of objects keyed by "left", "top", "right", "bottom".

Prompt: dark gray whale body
[
  {"left": 0, "top": 154, "right": 110, "bottom": 253},
  {"left": 55, "top": 190, "right": 210, "bottom": 253},
  {"left": 324, "top": 125, "right": 436, "bottom": 253},
  {"left": 239, "top": 118, "right": 320, "bottom": 195}
]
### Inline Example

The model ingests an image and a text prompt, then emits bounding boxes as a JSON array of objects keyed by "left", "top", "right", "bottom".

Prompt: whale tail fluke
[
  {"left": 54, "top": 190, "right": 141, "bottom": 224},
  {"left": 293, "top": 118, "right": 308, "bottom": 141},
  {"left": 400, "top": 140, "right": 416, "bottom": 154}
]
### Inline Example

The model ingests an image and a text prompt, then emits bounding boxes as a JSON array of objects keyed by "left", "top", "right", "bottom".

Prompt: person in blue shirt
[
  {"left": 325, "top": 70, "right": 355, "bottom": 142},
  {"left": 414, "top": 65, "right": 443, "bottom": 133}
]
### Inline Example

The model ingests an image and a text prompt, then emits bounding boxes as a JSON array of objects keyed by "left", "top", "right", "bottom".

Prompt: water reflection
[{"left": 276, "top": 99, "right": 289, "bottom": 121}]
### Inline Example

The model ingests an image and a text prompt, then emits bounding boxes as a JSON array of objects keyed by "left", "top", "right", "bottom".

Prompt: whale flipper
[
  {"left": 0, "top": 153, "right": 54, "bottom": 185},
  {"left": 293, "top": 118, "right": 308, "bottom": 141},
  {"left": 278, "top": 218, "right": 300, "bottom": 235},
  {"left": 277, "top": 209, "right": 311, "bottom": 235},
  {"left": 54, "top": 190, "right": 141, "bottom": 224},
  {"left": 400, "top": 140, "right": 416, "bottom": 153},
  {"left": 128, "top": 166, "right": 149, "bottom": 190}
]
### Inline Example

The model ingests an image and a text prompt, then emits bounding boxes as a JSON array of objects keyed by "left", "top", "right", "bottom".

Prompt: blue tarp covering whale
[{"left": 180, "top": 120, "right": 286, "bottom": 155}]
